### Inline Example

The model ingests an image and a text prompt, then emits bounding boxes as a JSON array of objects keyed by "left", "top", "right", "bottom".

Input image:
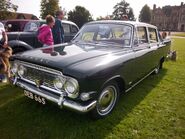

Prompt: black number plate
[{"left": 24, "top": 90, "right": 46, "bottom": 105}]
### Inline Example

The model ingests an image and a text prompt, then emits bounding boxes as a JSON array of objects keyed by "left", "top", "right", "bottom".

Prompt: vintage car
[
  {"left": 10, "top": 20, "right": 171, "bottom": 118},
  {"left": 7, "top": 20, "right": 79, "bottom": 54}
]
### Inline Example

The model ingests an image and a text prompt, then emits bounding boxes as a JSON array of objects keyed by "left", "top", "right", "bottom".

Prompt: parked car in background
[
  {"left": 10, "top": 20, "right": 171, "bottom": 118},
  {"left": 2, "top": 19, "right": 31, "bottom": 32},
  {"left": 7, "top": 20, "right": 79, "bottom": 54}
]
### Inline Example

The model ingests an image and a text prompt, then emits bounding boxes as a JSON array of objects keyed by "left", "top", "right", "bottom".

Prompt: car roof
[
  {"left": 2, "top": 19, "right": 36, "bottom": 22},
  {"left": 87, "top": 20, "right": 157, "bottom": 29},
  {"left": 37, "top": 20, "right": 78, "bottom": 27},
  {"left": 62, "top": 20, "right": 78, "bottom": 27}
]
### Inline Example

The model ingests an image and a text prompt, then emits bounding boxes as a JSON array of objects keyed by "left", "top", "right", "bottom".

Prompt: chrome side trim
[
  {"left": 15, "top": 80, "right": 97, "bottom": 113},
  {"left": 125, "top": 69, "right": 156, "bottom": 93}
]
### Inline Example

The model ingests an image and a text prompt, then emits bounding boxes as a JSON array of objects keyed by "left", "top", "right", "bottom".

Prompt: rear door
[
  {"left": 132, "top": 26, "right": 154, "bottom": 82},
  {"left": 147, "top": 27, "right": 160, "bottom": 68}
]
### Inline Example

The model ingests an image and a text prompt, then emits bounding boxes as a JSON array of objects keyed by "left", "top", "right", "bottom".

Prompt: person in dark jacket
[{"left": 52, "top": 10, "right": 64, "bottom": 44}]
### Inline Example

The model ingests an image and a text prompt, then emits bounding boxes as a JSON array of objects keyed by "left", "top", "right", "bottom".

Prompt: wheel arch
[
  {"left": 159, "top": 56, "right": 165, "bottom": 69},
  {"left": 102, "top": 75, "right": 126, "bottom": 94},
  {"left": 8, "top": 40, "right": 33, "bottom": 53}
]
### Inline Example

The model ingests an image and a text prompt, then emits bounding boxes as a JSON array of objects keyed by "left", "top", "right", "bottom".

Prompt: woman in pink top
[{"left": 38, "top": 15, "right": 55, "bottom": 47}]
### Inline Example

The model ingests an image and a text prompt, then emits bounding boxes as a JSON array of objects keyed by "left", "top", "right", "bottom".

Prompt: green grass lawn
[
  {"left": 172, "top": 32, "right": 185, "bottom": 37},
  {"left": 0, "top": 38, "right": 185, "bottom": 139}
]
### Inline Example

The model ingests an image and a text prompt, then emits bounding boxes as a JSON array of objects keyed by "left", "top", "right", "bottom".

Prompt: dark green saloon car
[{"left": 10, "top": 20, "right": 171, "bottom": 118}]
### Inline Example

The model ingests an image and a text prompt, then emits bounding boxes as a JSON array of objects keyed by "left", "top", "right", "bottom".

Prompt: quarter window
[
  {"left": 137, "top": 27, "right": 148, "bottom": 44},
  {"left": 71, "top": 25, "right": 78, "bottom": 33},
  {"left": 148, "top": 28, "right": 158, "bottom": 43}
]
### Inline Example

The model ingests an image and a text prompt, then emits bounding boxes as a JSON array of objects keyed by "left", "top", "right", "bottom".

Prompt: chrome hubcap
[{"left": 97, "top": 85, "right": 117, "bottom": 115}]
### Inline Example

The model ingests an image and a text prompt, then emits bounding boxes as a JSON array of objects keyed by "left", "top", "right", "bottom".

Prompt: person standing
[
  {"left": 0, "top": 22, "right": 8, "bottom": 47},
  {"left": 38, "top": 15, "right": 55, "bottom": 47},
  {"left": 0, "top": 22, "right": 11, "bottom": 83},
  {"left": 52, "top": 10, "right": 64, "bottom": 44}
]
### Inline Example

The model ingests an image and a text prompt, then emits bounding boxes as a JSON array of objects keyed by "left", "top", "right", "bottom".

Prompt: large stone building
[{"left": 151, "top": 2, "right": 185, "bottom": 31}]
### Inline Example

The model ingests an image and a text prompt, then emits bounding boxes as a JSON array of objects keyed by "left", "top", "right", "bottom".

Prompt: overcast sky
[{"left": 12, "top": 0, "right": 184, "bottom": 19}]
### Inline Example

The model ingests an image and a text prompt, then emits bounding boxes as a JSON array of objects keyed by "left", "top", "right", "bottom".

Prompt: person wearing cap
[{"left": 52, "top": 10, "right": 64, "bottom": 44}]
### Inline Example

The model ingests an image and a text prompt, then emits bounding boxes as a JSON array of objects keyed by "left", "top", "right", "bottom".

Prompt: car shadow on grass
[{"left": 0, "top": 69, "right": 167, "bottom": 139}]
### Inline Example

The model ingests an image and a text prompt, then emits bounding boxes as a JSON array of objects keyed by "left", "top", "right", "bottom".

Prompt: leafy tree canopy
[
  {"left": 68, "top": 6, "right": 93, "bottom": 28},
  {"left": 0, "top": 0, "right": 18, "bottom": 20},
  {"left": 112, "top": 0, "right": 135, "bottom": 21},
  {"left": 40, "top": 0, "right": 59, "bottom": 19},
  {"left": 139, "top": 4, "right": 151, "bottom": 23}
]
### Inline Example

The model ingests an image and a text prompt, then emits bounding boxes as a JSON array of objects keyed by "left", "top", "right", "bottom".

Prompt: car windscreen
[{"left": 73, "top": 23, "right": 132, "bottom": 47}]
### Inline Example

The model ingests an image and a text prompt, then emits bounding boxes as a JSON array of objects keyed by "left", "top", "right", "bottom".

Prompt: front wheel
[{"left": 91, "top": 81, "right": 120, "bottom": 119}]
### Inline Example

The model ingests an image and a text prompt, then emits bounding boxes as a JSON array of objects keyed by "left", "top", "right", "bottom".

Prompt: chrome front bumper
[{"left": 15, "top": 80, "right": 97, "bottom": 113}]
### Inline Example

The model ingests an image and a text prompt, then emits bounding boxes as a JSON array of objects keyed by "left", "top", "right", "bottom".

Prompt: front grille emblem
[{"left": 35, "top": 79, "right": 43, "bottom": 88}]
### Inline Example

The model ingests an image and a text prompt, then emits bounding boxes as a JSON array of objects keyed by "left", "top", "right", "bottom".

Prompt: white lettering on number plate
[{"left": 24, "top": 90, "right": 46, "bottom": 105}]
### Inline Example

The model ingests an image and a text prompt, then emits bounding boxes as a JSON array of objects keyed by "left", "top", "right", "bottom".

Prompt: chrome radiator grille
[
  {"left": 18, "top": 61, "right": 62, "bottom": 90},
  {"left": 22, "top": 67, "right": 55, "bottom": 88}
]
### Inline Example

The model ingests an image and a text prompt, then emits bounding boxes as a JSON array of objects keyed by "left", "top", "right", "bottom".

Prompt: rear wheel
[
  {"left": 154, "top": 64, "right": 160, "bottom": 74},
  {"left": 153, "top": 59, "right": 163, "bottom": 74},
  {"left": 91, "top": 81, "right": 120, "bottom": 119},
  {"left": 159, "top": 57, "right": 165, "bottom": 69}
]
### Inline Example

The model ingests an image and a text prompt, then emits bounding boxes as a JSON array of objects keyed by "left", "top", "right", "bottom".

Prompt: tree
[
  {"left": 0, "top": 0, "right": 18, "bottom": 20},
  {"left": 40, "top": 0, "right": 59, "bottom": 19},
  {"left": 68, "top": 6, "right": 93, "bottom": 28},
  {"left": 112, "top": 0, "right": 135, "bottom": 21},
  {"left": 139, "top": 4, "right": 151, "bottom": 23}
]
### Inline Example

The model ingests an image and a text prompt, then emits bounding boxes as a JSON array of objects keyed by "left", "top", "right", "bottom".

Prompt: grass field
[
  {"left": 0, "top": 38, "right": 185, "bottom": 139},
  {"left": 172, "top": 32, "right": 185, "bottom": 37}
]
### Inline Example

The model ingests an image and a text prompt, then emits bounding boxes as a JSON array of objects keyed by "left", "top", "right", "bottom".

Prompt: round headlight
[
  {"left": 64, "top": 78, "right": 79, "bottom": 98},
  {"left": 54, "top": 77, "right": 65, "bottom": 90},
  {"left": 11, "top": 63, "right": 18, "bottom": 74},
  {"left": 18, "top": 65, "right": 26, "bottom": 76}
]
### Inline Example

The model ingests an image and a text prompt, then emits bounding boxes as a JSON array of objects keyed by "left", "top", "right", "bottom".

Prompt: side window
[
  {"left": 71, "top": 25, "right": 78, "bottom": 33},
  {"left": 148, "top": 28, "right": 158, "bottom": 43},
  {"left": 133, "top": 27, "right": 138, "bottom": 46},
  {"left": 24, "top": 22, "right": 39, "bottom": 32},
  {"left": 62, "top": 23, "right": 70, "bottom": 34},
  {"left": 137, "top": 27, "right": 148, "bottom": 44}
]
